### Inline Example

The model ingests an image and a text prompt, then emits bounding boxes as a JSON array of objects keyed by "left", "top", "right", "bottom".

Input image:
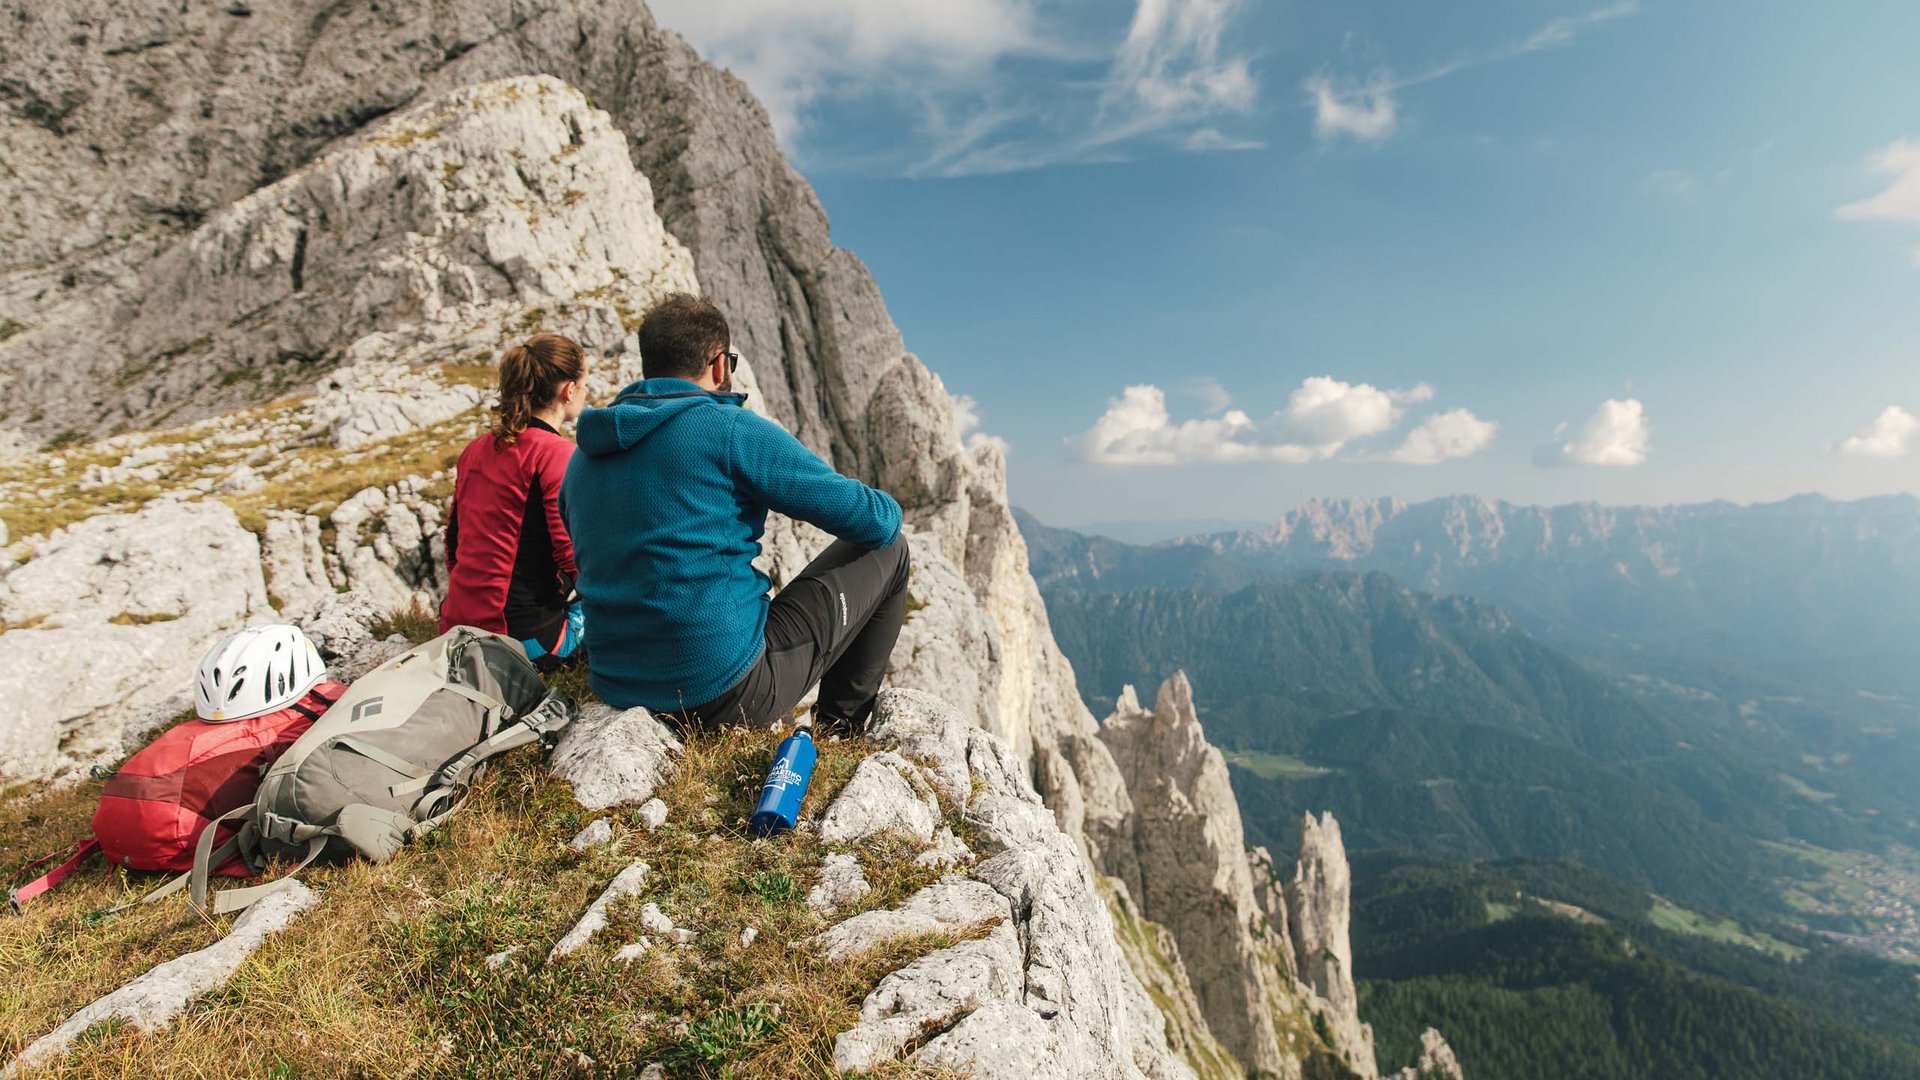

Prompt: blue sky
[{"left": 650, "top": 0, "right": 1920, "bottom": 527}]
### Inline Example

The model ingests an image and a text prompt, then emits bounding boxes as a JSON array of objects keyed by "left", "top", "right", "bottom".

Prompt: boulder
[
  {"left": 568, "top": 819, "right": 614, "bottom": 852},
  {"left": 0, "top": 500, "right": 271, "bottom": 782},
  {"left": 807, "top": 853, "right": 872, "bottom": 918},
  {"left": 550, "top": 705, "right": 683, "bottom": 811},
  {"left": 819, "top": 752, "right": 940, "bottom": 845}
]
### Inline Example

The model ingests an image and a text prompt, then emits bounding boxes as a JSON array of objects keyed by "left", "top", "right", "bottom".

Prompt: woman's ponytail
[{"left": 490, "top": 332, "right": 586, "bottom": 446}]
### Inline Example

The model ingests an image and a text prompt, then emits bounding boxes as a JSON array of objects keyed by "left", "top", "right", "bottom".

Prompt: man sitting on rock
[{"left": 560, "top": 293, "right": 910, "bottom": 733}]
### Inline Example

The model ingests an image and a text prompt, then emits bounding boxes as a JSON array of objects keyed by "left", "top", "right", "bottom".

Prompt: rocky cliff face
[
  {"left": 0, "top": 3, "right": 1449, "bottom": 1076},
  {"left": 1098, "top": 673, "right": 1400, "bottom": 1080}
]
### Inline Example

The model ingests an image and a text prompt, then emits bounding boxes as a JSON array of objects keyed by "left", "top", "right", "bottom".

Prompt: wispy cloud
[
  {"left": 1070, "top": 377, "right": 1481, "bottom": 465},
  {"left": 1836, "top": 139, "right": 1920, "bottom": 223},
  {"left": 1306, "top": 77, "right": 1396, "bottom": 141},
  {"left": 1305, "top": 1, "right": 1637, "bottom": 142},
  {"left": 652, "top": 0, "right": 1262, "bottom": 176},
  {"left": 1838, "top": 405, "right": 1919, "bottom": 459}
]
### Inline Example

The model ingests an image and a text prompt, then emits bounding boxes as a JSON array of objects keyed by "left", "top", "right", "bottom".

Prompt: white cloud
[
  {"left": 1540, "top": 398, "right": 1650, "bottom": 466},
  {"left": 652, "top": 0, "right": 1260, "bottom": 176},
  {"left": 1839, "top": 405, "right": 1920, "bottom": 459},
  {"left": 1835, "top": 139, "right": 1920, "bottom": 223},
  {"left": 951, "top": 392, "right": 1012, "bottom": 455},
  {"left": 1071, "top": 376, "right": 1436, "bottom": 465},
  {"left": 1286, "top": 376, "right": 1426, "bottom": 447},
  {"left": 1306, "top": 77, "right": 1397, "bottom": 141},
  {"left": 1107, "top": 0, "right": 1256, "bottom": 122},
  {"left": 1388, "top": 409, "right": 1498, "bottom": 464},
  {"left": 1184, "top": 127, "right": 1264, "bottom": 152}
]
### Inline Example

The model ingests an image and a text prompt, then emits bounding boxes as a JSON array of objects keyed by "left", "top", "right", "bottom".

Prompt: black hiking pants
[{"left": 662, "top": 534, "right": 911, "bottom": 732}]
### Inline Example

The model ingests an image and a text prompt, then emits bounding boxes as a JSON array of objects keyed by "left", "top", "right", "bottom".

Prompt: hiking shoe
[{"left": 814, "top": 711, "right": 865, "bottom": 739}]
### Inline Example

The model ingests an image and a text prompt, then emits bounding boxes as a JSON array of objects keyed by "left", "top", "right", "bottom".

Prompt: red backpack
[{"left": 8, "top": 681, "right": 345, "bottom": 911}]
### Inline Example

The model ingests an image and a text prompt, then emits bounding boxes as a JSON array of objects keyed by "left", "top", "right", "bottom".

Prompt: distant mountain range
[{"left": 1019, "top": 493, "right": 1920, "bottom": 704}]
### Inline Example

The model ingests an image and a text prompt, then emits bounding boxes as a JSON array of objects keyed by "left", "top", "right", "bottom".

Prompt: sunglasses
[{"left": 720, "top": 348, "right": 740, "bottom": 374}]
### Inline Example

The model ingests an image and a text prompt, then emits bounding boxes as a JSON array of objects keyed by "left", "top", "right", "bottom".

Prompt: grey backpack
[{"left": 185, "top": 625, "right": 572, "bottom": 914}]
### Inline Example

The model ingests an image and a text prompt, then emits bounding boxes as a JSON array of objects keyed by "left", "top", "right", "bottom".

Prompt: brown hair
[
  {"left": 639, "top": 293, "right": 730, "bottom": 380},
  {"left": 490, "top": 332, "right": 586, "bottom": 446}
]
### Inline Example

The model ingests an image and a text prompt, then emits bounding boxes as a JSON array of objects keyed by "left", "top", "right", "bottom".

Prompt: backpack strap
[
  {"left": 8, "top": 839, "right": 101, "bottom": 914},
  {"left": 187, "top": 802, "right": 262, "bottom": 914},
  {"left": 406, "top": 691, "right": 575, "bottom": 818},
  {"left": 284, "top": 684, "right": 343, "bottom": 723},
  {"left": 185, "top": 802, "right": 333, "bottom": 916},
  {"left": 205, "top": 838, "right": 326, "bottom": 916}
]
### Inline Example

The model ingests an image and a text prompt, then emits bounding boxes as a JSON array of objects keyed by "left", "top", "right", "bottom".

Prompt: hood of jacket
[{"left": 576, "top": 377, "right": 749, "bottom": 458}]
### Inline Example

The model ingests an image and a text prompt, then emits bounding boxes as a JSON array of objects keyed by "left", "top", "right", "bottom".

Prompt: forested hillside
[{"left": 1353, "top": 853, "right": 1920, "bottom": 1080}]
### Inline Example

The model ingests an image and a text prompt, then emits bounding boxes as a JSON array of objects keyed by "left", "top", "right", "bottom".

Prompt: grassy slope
[{"left": 0, "top": 672, "right": 979, "bottom": 1078}]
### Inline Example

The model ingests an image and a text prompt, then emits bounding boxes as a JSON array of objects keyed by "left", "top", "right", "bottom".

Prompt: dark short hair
[{"left": 639, "top": 293, "right": 730, "bottom": 380}]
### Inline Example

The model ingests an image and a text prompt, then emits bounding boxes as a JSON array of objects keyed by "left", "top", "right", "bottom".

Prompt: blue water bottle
[{"left": 750, "top": 717, "right": 817, "bottom": 837}]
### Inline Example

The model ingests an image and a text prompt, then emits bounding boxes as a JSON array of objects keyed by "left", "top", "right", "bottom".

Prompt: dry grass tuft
[{"left": 1, "top": 699, "right": 980, "bottom": 1077}]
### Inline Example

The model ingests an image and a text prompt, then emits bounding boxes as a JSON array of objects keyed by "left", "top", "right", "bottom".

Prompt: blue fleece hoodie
[{"left": 558, "top": 377, "right": 902, "bottom": 711}]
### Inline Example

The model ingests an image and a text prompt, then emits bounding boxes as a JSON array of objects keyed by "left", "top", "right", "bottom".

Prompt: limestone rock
[
  {"left": 809, "top": 877, "right": 1009, "bottom": 964},
  {"left": 637, "top": 798, "right": 669, "bottom": 832},
  {"left": 807, "top": 853, "right": 872, "bottom": 918},
  {"left": 825, "top": 689, "right": 1197, "bottom": 1080},
  {"left": 260, "top": 511, "right": 335, "bottom": 621},
  {"left": 0, "top": 500, "right": 271, "bottom": 782},
  {"left": 916, "top": 827, "right": 973, "bottom": 871},
  {"left": 1098, "top": 672, "right": 1292, "bottom": 1076},
  {"left": 819, "top": 752, "right": 940, "bottom": 845},
  {"left": 568, "top": 819, "right": 613, "bottom": 852},
  {"left": 1391, "top": 1029, "right": 1463, "bottom": 1080},
  {"left": 884, "top": 534, "right": 1006, "bottom": 742},
  {"left": 1, "top": 881, "right": 318, "bottom": 1079},
  {"left": 1286, "top": 812, "right": 1378, "bottom": 1078},
  {"left": 639, "top": 903, "right": 675, "bottom": 936},
  {"left": 309, "top": 364, "right": 484, "bottom": 450},
  {"left": 832, "top": 920, "right": 1025, "bottom": 1071},
  {"left": 1103, "top": 878, "right": 1242, "bottom": 1080},
  {"left": 614, "top": 941, "right": 652, "bottom": 964},
  {"left": 4, "top": 70, "right": 696, "bottom": 439},
  {"left": 295, "top": 591, "right": 413, "bottom": 682},
  {"left": 328, "top": 480, "right": 446, "bottom": 616},
  {"left": 550, "top": 705, "right": 683, "bottom": 811},
  {"left": 549, "top": 861, "right": 649, "bottom": 960},
  {"left": 483, "top": 946, "right": 524, "bottom": 970},
  {"left": 867, "top": 687, "right": 972, "bottom": 804}
]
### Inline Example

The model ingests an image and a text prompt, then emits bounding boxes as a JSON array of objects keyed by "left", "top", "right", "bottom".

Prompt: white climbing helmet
[{"left": 193, "top": 624, "right": 328, "bottom": 722}]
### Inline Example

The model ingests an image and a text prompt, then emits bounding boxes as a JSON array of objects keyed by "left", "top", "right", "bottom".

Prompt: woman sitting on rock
[{"left": 440, "top": 332, "right": 590, "bottom": 671}]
